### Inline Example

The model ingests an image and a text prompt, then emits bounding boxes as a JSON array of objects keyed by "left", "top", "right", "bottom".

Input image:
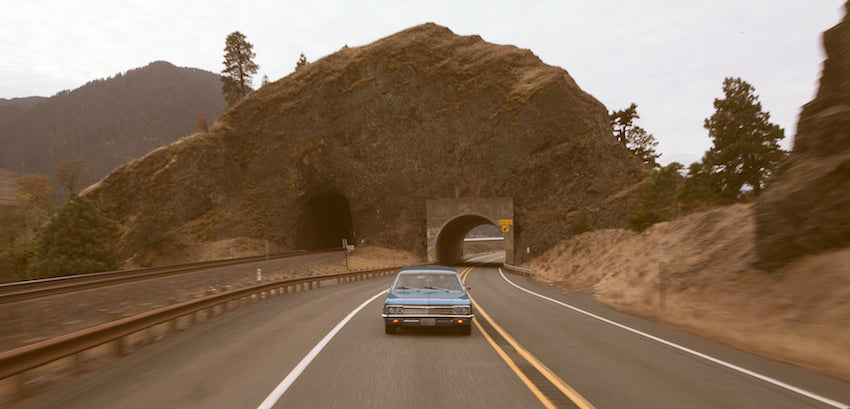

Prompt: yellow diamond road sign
[{"left": 499, "top": 219, "right": 512, "bottom": 232}]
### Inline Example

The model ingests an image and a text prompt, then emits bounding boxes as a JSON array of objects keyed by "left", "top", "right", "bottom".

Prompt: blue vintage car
[{"left": 382, "top": 266, "right": 473, "bottom": 335}]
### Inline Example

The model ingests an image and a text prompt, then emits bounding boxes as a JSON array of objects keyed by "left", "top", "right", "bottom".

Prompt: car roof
[{"left": 397, "top": 265, "right": 459, "bottom": 275}]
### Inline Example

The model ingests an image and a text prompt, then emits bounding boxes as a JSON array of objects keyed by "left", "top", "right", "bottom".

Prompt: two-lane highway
[
  {"left": 8, "top": 262, "right": 850, "bottom": 408},
  {"left": 464, "top": 265, "right": 850, "bottom": 408}
]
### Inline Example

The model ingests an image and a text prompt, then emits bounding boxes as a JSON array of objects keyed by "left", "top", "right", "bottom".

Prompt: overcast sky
[{"left": 1, "top": 0, "right": 845, "bottom": 165}]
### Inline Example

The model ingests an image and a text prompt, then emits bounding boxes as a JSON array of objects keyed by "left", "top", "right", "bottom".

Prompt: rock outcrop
[
  {"left": 84, "top": 23, "right": 647, "bottom": 262},
  {"left": 755, "top": 3, "right": 850, "bottom": 270}
]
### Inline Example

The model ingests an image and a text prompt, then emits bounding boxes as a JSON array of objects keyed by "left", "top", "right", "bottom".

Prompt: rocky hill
[
  {"left": 755, "top": 3, "right": 850, "bottom": 271},
  {"left": 0, "top": 61, "right": 226, "bottom": 185},
  {"left": 84, "top": 23, "right": 647, "bottom": 263}
]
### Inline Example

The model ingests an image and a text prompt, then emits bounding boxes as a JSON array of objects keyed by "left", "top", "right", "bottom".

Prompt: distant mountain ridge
[{"left": 0, "top": 61, "right": 227, "bottom": 186}]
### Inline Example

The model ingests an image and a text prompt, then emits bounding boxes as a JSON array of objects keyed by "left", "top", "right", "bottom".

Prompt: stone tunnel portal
[
  {"left": 295, "top": 188, "right": 354, "bottom": 250},
  {"left": 427, "top": 197, "right": 514, "bottom": 265}
]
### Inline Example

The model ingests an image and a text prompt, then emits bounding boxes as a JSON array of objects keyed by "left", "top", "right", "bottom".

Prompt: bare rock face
[
  {"left": 84, "top": 23, "right": 646, "bottom": 261},
  {"left": 754, "top": 4, "right": 850, "bottom": 271}
]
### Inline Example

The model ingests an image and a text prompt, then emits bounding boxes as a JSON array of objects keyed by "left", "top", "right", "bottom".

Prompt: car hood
[{"left": 384, "top": 290, "right": 469, "bottom": 305}]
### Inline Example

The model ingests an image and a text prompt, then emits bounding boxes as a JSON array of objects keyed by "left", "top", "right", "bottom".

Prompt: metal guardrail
[
  {"left": 0, "top": 249, "right": 340, "bottom": 305},
  {"left": 0, "top": 265, "right": 400, "bottom": 383},
  {"left": 502, "top": 263, "right": 535, "bottom": 277}
]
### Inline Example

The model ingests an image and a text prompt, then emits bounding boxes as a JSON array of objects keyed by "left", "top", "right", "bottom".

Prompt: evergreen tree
[
  {"left": 295, "top": 53, "right": 308, "bottom": 71},
  {"left": 610, "top": 103, "right": 660, "bottom": 167},
  {"left": 27, "top": 194, "right": 118, "bottom": 278},
  {"left": 611, "top": 103, "right": 639, "bottom": 145},
  {"left": 703, "top": 77, "right": 786, "bottom": 199},
  {"left": 675, "top": 160, "right": 717, "bottom": 214},
  {"left": 626, "top": 162, "right": 683, "bottom": 231},
  {"left": 221, "top": 31, "right": 259, "bottom": 106}
]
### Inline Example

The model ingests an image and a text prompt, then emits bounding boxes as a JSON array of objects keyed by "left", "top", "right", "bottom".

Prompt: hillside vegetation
[{"left": 0, "top": 61, "right": 226, "bottom": 184}]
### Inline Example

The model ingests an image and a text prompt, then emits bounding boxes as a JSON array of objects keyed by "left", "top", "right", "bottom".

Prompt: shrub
[
  {"left": 27, "top": 194, "right": 119, "bottom": 278},
  {"left": 626, "top": 207, "right": 667, "bottom": 232},
  {"left": 569, "top": 217, "right": 594, "bottom": 235}
]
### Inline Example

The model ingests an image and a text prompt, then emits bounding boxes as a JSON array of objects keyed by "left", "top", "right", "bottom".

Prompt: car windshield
[{"left": 393, "top": 273, "right": 464, "bottom": 291}]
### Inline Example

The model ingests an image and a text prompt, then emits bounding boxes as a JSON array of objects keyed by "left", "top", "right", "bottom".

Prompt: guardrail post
[
  {"left": 141, "top": 328, "right": 153, "bottom": 346},
  {"left": 15, "top": 372, "right": 31, "bottom": 397},
  {"left": 113, "top": 337, "right": 125, "bottom": 357},
  {"left": 73, "top": 351, "right": 85, "bottom": 374}
]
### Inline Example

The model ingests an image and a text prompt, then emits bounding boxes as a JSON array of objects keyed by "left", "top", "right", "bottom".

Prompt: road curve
[{"left": 7, "top": 264, "right": 850, "bottom": 409}]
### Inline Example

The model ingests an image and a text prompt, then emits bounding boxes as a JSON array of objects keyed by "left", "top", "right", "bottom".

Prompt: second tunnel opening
[{"left": 295, "top": 189, "right": 354, "bottom": 250}]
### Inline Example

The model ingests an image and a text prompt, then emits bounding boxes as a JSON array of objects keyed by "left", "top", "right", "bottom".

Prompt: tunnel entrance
[
  {"left": 295, "top": 189, "right": 354, "bottom": 250},
  {"left": 427, "top": 197, "right": 514, "bottom": 264},
  {"left": 434, "top": 214, "right": 502, "bottom": 265}
]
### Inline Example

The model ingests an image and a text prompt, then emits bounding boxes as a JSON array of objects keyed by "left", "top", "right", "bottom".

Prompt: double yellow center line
[{"left": 460, "top": 267, "right": 596, "bottom": 409}]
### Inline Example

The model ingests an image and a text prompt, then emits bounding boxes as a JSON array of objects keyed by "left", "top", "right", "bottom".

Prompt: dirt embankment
[{"left": 528, "top": 203, "right": 850, "bottom": 382}]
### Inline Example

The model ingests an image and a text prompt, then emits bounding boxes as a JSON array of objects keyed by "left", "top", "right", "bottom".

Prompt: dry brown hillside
[
  {"left": 83, "top": 23, "right": 647, "bottom": 265},
  {"left": 530, "top": 205, "right": 850, "bottom": 381}
]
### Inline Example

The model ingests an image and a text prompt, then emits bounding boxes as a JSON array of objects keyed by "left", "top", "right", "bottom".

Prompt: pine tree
[
  {"left": 221, "top": 31, "right": 259, "bottom": 106},
  {"left": 626, "top": 163, "right": 683, "bottom": 231},
  {"left": 703, "top": 77, "right": 786, "bottom": 199},
  {"left": 675, "top": 161, "right": 717, "bottom": 213},
  {"left": 610, "top": 103, "right": 660, "bottom": 167},
  {"left": 27, "top": 194, "right": 118, "bottom": 278},
  {"left": 295, "top": 53, "right": 308, "bottom": 71}
]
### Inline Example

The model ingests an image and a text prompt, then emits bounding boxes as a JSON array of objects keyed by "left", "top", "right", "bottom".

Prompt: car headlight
[
  {"left": 452, "top": 306, "right": 471, "bottom": 315},
  {"left": 386, "top": 305, "right": 404, "bottom": 314}
]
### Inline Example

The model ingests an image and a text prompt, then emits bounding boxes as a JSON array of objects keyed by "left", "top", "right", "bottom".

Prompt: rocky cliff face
[
  {"left": 84, "top": 23, "right": 646, "bottom": 262},
  {"left": 755, "top": 3, "right": 850, "bottom": 270}
]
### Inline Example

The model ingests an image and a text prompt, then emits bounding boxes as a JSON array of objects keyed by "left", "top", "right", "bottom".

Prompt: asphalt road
[{"left": 8, "top": 263, "right": 850, "bottom": 409}]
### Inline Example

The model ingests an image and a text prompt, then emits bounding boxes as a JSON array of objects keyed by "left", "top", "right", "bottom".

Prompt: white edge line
[
  {"left": 257, "top": 290, "right": 388, "bottom": 409},
  {"left": 498, "top": 268, "right": 849, "bottom": 409}
]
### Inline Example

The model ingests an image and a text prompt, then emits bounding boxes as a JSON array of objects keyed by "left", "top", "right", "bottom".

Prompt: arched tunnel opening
[
  {"left": 435, "top": 214, "right": 504, "bottom": 265},
  {"left": 294, "top": 189, "right": 354, "bottom": 250}
]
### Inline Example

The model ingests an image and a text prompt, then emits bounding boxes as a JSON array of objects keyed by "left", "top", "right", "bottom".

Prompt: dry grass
[
  {"left": 528, "top": 203, "right": 850, "bottom": 382},
  {"left": 346, "top": 246, "right": 423, "bottom": 270}
]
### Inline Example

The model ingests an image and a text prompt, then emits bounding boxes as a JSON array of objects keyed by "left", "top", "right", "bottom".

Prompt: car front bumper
[{"left": 382, "top": 314, "right": 474, "bottom": 327}]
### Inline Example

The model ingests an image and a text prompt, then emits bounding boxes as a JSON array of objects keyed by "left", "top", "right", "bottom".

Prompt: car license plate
[{"left": 420, "top": 318, "right": 436, "bottom": 326}]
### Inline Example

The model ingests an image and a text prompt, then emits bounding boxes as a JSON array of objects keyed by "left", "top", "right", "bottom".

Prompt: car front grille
[{"left": 401, "top": 306, "right": 455, "bottom": 315}]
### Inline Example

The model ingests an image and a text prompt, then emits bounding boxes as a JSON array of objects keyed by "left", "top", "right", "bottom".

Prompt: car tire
[
  {"left": 385, "top": 324, "right": 396, "bottom": 334},
  {"left": 458, "top": 325, "right": 471, "bottom": 336}
]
